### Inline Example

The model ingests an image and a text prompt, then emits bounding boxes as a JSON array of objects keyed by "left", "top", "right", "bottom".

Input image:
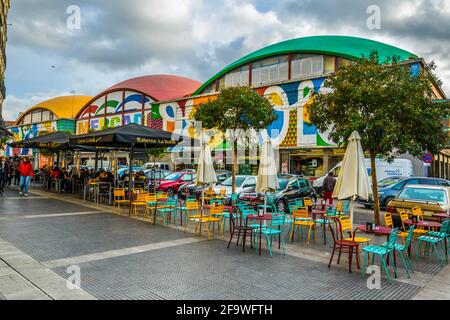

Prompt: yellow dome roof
[{"left": 16, "top": 95, "right": 92, "bottom": 125}]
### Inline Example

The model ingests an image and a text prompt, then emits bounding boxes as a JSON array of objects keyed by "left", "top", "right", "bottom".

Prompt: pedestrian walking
[
  {"left": 13, "top": 156, "right": 21, "bottom": 186},
  {"left": 322, "top": 172, "right": 336, "bottom": 205},
  {"left": 5, "top": 157, "right": 13, "bottom": 187},
  {"left": 0, "top": 156, "right": 5, "bottom": 196},
  {"left": 18, "top": 157, "right": 34, "bottom": 196}
]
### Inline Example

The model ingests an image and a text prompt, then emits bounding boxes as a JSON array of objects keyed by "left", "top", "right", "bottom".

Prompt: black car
[
  {"left": 357, "top": 176, "right": 450, "bottom": 209},
  {"left": 239, "top": 174, "right": 317, "bottom": 213},
  {"left": 177, "top": 171, "right": 232, "bottom": 199}
]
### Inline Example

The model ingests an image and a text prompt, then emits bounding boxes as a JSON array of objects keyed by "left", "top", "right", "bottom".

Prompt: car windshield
[
  {"left": 163, "top": 173, "right": 182, "bottom": 181},
  {"left": 378, "top": 177, "right": 403, "bottom": 188},
  {"left": 398, "top": 187, "right": 447, "bottom": 203},
  {"left": 220, "top": 177, "right": 246, "bottom": 187},
  {"left": 277, "top": 179, "right": 289, "bottom": 191}
]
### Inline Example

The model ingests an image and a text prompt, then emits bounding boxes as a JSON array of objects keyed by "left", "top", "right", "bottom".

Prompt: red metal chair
[{"left": 328, "top": 217, "right": 360, "bottom": 273}]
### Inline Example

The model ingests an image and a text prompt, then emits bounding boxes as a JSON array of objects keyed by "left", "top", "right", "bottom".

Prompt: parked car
[
  {"left": 142, "top": 162, "right": 170, "bottom": 171},
  {"left": 117, "top": 166, "right": 143, "bottom": 178},
  {"left": 177, "top": 171, "right": 232, "bottom": 199},
  {"left": 358, "top": 176, "right": 450, "bottom": 209},
  {"left": 158, "top": 172, "right": 197, "bottom": 195},
  {"left": 212, "top": 175, "right": 257, "bottom": 204},
  {"left": 239, "top": 174, "right": 317, "bottom": 213},
  {"left": 386, "top": 184, "right": 450, "bottom": 218},
  {"left": 144, "top": 169, "right": 172, "bottom": 190},
  {"left": 313, "top": 158, "right": 414, "bottom": 197}
]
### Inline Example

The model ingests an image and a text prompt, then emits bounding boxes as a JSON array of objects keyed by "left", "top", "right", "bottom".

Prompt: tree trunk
[
  {"left": 370, "top": 152, "right": 381, "bottom": 225},
  {"left": 232, "top": 138, "right": 238, "bottom": 194}
]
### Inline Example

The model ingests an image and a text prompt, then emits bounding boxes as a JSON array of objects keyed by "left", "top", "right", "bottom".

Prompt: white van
[
  {"left": 142, "top": 162, "right": 170, "bottom": 171},
  {"left": 83, "top": 159, "right": 111, "bottom": 170},
  {"left": 313, "top": 158, "right": 414, "bottom": 194}
]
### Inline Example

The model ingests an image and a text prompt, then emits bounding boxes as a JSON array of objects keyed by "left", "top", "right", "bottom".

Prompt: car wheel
[
  {"left": 167, "top": 188, "right": 175, "bottom": 196},
  {"left": 382, "top": 197, "right": 394, "bottom": 209},
  {"left": 364, "top": 204, "right": 373, "bottom": 209},
  {"left": 277, "top": 200, "right": 286, "bottom": 213}
]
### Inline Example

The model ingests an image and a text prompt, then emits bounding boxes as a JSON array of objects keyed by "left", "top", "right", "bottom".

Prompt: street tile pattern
[{"left": 53, "top": 240, "right": 423, "bottom": 300}]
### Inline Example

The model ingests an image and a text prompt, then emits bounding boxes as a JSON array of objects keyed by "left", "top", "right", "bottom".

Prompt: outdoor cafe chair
[
  {"left": 340, "top": 216, "right": 371, "bottom": 249},
  {"left": 146, "top": 194, "right": 158, "bottom": 222},
  {"left": 184, "top": 200, "right": 203, "bottom": 234},
  {"left": 257, "top": 193, "right": 276, "bottom": 213},
  {"left": 398, "top": 208, "right": 428, "bottom": 239},
  {"left": 385, "top": 212, "right": 409, "bottom": 243},
  {"left": 290, "top": 207, "right": 316, "bottom": 244},
  {"left": 417, "top": 219, "right": 450, "bottom": 266},
  {"left": 381, "top": 226, "right": 416, "bottom": 278},
  {"left": 227, "top": 205, "right": 254, "bottom": 252},
  {"left": 131, "top": 193, "right": 147, "bottom": 217},
  {"left": 328, "top": 217, "right": 360, "bottom": 273},
  {"left": 206, "top": 203, "right": 225, "bottom": 240},
  {"left": 113, "top": 188, "right": 129, "bottom": 208},
  {"left": 156, "top": 198, "right": 178, "bottom": 226},
  {"left": 253, "top": 213, "right": 286, "bottom": 257},
  {"left": 97, "top": 182, "right": 112, "bottom": 205},
  {"left": 361, "top": 228, "right": 400, "bottom": 283}
]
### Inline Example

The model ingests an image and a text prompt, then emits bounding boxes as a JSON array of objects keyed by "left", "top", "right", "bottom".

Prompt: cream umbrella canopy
[
  {"left": 332, "top": 131, "right": 372, "bottom": 225},
  {"left": 256, "top": 133, "right": 279, "bottom": 215},
  {"left": 197, "top": 133, "right": 218, "bottom": 205}
]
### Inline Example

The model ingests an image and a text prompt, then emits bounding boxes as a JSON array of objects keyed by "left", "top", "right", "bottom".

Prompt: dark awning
[
  {"left": 0, "top": 126, "right": 12, "bottom": 138},
  {"left": 69, "top": 123, "right": 183, "bottom": 149}
]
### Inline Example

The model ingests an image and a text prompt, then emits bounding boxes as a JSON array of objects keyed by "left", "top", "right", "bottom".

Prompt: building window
[
  {"left": 224, "top": 65, "right": 249, "bottom": 88},
  {"left": 42, "top": 110, "right": 50, "bottom": 122},
  {"left": 31, "top": 110, "right": 42, "bottom": 123},
  {"left": 291, "top": 54, "right": 324, "bottom": 79},
  {"left": 23, "top": 113, "right": 32, "bottom": 125},
  {"left": 251, "top": 55, "right": 288, "bottom": 86}
]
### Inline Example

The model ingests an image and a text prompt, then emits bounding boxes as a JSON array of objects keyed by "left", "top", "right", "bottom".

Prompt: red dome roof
[{"left": 107, "top": 75, "right": 201, "bottom": 101}]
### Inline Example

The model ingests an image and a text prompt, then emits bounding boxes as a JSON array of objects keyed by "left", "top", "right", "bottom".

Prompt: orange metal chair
[
  {"left": 131, "top": 193, "right": 147, "bottom": 217},
  {"left": 384, "top": 212, "right": 408, "bottom": 243}
]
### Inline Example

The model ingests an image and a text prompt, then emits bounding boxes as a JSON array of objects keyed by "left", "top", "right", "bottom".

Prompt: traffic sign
[{"left": 423, "top": 152, "right": 434, "bottom": 164}]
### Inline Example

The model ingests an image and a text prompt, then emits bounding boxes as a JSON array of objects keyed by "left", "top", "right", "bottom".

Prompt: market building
[
  {"left": 0, "top": 0, "right": 10, "bottom": 138},
  {"left": 103, "top": 35, "right": 445, "bottom": 178},
  {"left": 6, "top": 95, "right": 92, "bottom": 166}
]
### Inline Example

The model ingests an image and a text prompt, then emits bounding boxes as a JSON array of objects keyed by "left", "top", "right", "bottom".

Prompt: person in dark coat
[{"left": 322, "top": 172, "right": 336, "bottom": 205}]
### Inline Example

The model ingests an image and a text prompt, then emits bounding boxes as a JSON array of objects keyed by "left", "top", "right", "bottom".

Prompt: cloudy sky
[{"left": 4, "top": 0, "right": 450, "bottom": 120}]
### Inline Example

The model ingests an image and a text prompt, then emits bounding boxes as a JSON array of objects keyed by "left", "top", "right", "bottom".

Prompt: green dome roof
[{"left": 194, "top": 35, "right": 418, "bottom": 95}]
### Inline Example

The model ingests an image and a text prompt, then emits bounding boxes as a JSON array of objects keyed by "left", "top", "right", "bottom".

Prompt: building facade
[{"left": 0, "top": 0, "right": 10, "bottom": 138}]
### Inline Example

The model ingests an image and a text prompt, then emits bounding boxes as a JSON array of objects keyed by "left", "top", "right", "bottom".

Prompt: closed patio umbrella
[
  {"left": 332, "top": 131, "right": 372, "bottom": 225},
  {"left": 256, "top": 133, "right": 279, "bottom": 215},
  {"left": 197, "top": 133, "right": 217, "bottom": 205}
]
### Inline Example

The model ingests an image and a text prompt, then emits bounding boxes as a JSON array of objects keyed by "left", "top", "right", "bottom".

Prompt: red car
[{"left": 157, "top": 172, "right": 197, "bottom": 195}]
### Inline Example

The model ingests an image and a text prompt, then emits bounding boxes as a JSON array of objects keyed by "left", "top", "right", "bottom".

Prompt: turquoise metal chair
[
  {"left": 156, "top": 198, "right": 178, "bottom": 226},
  {"left": 382, "top": 226, "right": 415, "bottom": 278},
  {"left": 427, "top": 219, "right": 450, "bottom": 259},
  {"left": 361, "top": 228, "right": 399, "bottom": 283},
  {"left": 314, "top": 206, "right": 339, "bottom": 243},
  {"left": 417, "top": 219, "right": 450, "bottom": 265},
  {"left": 338, "top": 199, "right": 351, "bottom": 216},
  {"left": 253, "top": 213, "right": 286, "bottom": 256},
  {"left": 258, "top": 193, "right": 276, "bottom": 213}
]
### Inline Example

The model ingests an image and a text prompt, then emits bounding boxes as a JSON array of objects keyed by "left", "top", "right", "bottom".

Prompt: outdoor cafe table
[
  {"left": 354, "top": 225, "right": 399, "bottom": 264},
  {"left": 432, "top": 213, "right": 450, "bottom": 222},
  {"left": 240, "top": 195, "right": 263, "bottom": 207},
  {"left": 202, "top": 204, "right": 238, "bottom": 233},
  {"left": 404, "top": 220, "right": 442, "bottom": 231},
  {"left": 245, "top": 213, "right": 272, "bottom": 256}
]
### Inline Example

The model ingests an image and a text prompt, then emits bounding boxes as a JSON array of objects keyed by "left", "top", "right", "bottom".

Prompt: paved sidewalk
[
  {"left": 0, "top": 187, "right": 448, "bottom": 300},
  {"left": 414, "top": 264, "right": 450, "bottom": 300}
]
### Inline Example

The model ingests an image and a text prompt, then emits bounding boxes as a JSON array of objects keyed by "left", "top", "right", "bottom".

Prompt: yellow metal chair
[
  {"left": 113, "top": 188, "right": 128, "bottom": 208},
  {"left": 290, "top": 207, "right": 316, "bottom": 244},
  {"left": 131, "top": 193, "right": 147, "bottom": 217},
  {"left": 184, "top": 200, "right": 203, "bottom": 234},
  {"left": 384, "top": 212, "right": 408, "bottom": 243},
  {"left": 146, "top": 194, "right": 158, "bottom": 222},
  {"left": 340, "top": 216, "right": 371, "bottom": 246},
  {"left": 202, "top": 204, "right": 225, "bottom": 240},
  {"left": 398, "top": 208, "right": 428, "bottom": 239}
]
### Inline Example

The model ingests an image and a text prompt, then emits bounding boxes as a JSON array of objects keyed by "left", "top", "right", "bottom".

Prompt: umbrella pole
[{"left": 128, "top": 144, "right": 135, "bottom": 217}]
